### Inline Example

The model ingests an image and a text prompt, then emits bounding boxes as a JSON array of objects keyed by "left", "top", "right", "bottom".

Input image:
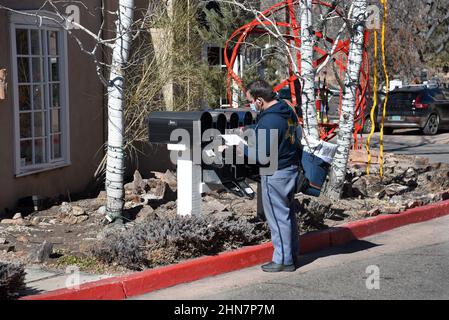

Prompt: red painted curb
[
  {"left": 20, "top": 277, "right": 126, "bottom": 300},
  {"left": 21, "top": 199, "right": 449, "bottom": 300},
  {"left": 122, "top": 242, "right": 274, "bottom": 297}
]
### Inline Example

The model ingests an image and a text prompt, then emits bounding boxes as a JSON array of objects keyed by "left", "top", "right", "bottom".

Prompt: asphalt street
[
  {"left": 364, "top": 130, "right": 449, "bottom": 164},
  {"left": 133, "top": 214, "right": 449, "bottom": 300}
]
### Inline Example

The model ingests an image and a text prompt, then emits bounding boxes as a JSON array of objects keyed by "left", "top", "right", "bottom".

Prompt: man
[{"left": 242, "top": 79, "right": 300, "bottom": 272}]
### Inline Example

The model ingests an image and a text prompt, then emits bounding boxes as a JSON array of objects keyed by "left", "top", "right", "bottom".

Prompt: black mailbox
[
  {"left": 209, "top": 110, "right": 240, "bottom": 129},
  {"left": 148, "top": 111, "right": 213, "bottom": 145},
  {"left": 220, "top": 109, "right": 254, "bottom": 126},
  {"left": 147, "top": 110, "right": 257, "bottom": 199},
  {"left": 210, "top": 112, "right": 227, "bottom": 134}
]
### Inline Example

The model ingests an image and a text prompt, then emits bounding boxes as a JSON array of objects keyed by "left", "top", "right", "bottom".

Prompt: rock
[
  {"left": 31, "top": 240, "right": 53, "bottom": 263},
  {"left": 133, "top": 170, "right": 146, "bottom": 194},
  {"left": 97, "top": 191, "right": 107, "bottom": 200},
  {"left": 0, "top": 238, "right": 7, "bottom": 244},
  {"left": 135, "top": 206, "right": 155, "bottom": 223},
  {"left": 12, "top": 213, "right": 22, "bottom": 220},
  {"left": 0, "top": 244, "right": 15, "bottom": 253},
  {"left": 60, "top": 202, "right": 72, "bottom": 215},
  {"left": 16, "top": 236, "right": 28, "bottom": 243},
  {"left": 153, "top": 170, "right": 178, "bottom": 191},
  {"left": 125, "top": 193, "right": 141, "bottom": 203},
  {"left": 1, "top": 218, "right": 24, "bottom": 225},
  {"left": 384, "top": 184, "right": 409, "bottom": 197},
  {"left": 124, "top": 182, "right": 135, "bottom": 193},
  {"left": 71, "top": 206, "right": 86, "bottom": 216},
  {"left": 202, "top": 198, "right": 230, "bottom": 214},
  {"left": 62, "top": 215, "right": 89, "bottom": 225},
  {"left": 97, "top": 206, "right": 106, "bottom": 215},
  {"left": 38, "top": 222, "right": 52, "bottom": 227},
  {"left": 367, "top": 208, "right": 381, "bottom": 217},
  {"left": 351, "top": 175, "right": 384, "bottom": 198},
  {"left": 405, "top": 200, "right": 424, "bottom": 210},
  {"left": 350, "top": 149, "right": 379, "bottom": 164},
  {"left": 383, "top": 207, "right": 402, "bottom": 214},
  {"left": 31, "top": 217, "right": 42, "bottom": 225},
  {"left": 145, "top": 179, "right": 177, "bottom": 201}
]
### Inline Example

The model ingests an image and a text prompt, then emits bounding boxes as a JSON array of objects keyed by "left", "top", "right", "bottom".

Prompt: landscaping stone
[
  {"left": 12, "top": 213, "right": 22, "bottom": 220},
  {"left": 71, "top": 206, "right": 86, "bottom": 216},
  {"left": 0, "top": 244, "right": 15, "bottom": 252},
  {"left": 31, "top": 241, "right": 53, "bottom": 263}
]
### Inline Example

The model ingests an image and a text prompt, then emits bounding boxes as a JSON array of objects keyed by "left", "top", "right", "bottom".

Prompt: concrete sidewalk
[
  {"left": 132, "top": 214, "right": 449, "bottom": 300},
  {"left": 22, "top": 267, "right": 113, "bottom": 295}
]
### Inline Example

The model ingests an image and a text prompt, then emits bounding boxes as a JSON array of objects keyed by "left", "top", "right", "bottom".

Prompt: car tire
[
  {"left": 422, "top": 114, "right": 440, "bottom": 135},
  {"left": 383, "top": 127, "right": 394, "bottom": 135}
]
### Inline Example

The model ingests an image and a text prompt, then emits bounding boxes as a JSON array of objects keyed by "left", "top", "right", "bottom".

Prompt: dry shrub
[
  {"left": 0, "top": 262, "right": 26, "bottom": 300},
  {"left": 92, "top": 212, "right": 269, "bottom": 270}
]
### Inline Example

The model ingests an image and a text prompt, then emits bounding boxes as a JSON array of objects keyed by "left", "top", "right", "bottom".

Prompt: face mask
[{"left": 250, "top": 102, "right": 258, "bottom": 113}]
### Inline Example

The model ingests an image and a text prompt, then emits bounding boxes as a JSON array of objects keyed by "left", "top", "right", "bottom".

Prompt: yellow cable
[
  {"left": 366, "top": 30, "right": 379, "bottom": 175},
  {"left": 379, "top": 0, "right": 389, "bottom": 178}
]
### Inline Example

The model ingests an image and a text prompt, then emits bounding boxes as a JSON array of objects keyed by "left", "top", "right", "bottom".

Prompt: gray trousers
[{"left": 261, "top": 165, "right": 300, "bottom": 265}]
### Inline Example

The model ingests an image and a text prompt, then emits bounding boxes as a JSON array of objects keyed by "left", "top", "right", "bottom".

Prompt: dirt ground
[{"left": 0, "top": 152, "right": 448, "bottom": 275}]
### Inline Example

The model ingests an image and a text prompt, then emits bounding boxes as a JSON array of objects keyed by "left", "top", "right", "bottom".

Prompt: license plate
[{"left": 389, "top": 116, "right": 402, "bottom": 121}]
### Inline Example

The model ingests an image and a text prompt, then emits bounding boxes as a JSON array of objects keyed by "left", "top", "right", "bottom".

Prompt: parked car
[{"left": 376, "top": 85, "right": 449, "bottom": 135}]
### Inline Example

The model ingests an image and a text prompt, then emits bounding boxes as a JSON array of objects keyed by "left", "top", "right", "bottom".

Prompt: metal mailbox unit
[
  {"left": 148, "top": 111, "right": 213, "bottom": 145},
  {"left": 148, "top": 110, "right": 257, "bottom": 216},
  {"left": 221, "top": 108, "right": 255, "bottom": 126}
]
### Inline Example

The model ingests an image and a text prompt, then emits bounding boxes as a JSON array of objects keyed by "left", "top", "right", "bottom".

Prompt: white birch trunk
[
  {"left": 324, "top": 0, "right": 367, "bottom": 200},
  {"left": 105, "top": 0, "right": 135, "bottom": 223},
  {"left": 299, "top": 0, "right": 320, "bottom": 152}
]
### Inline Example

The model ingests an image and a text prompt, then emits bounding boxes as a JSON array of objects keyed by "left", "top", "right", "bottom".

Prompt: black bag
[
  {"left": 295, "top": 127, "right": 332, "bottom": 197},
  {"left": 295, "top": 165, "right": 310, "bottom": 194}
]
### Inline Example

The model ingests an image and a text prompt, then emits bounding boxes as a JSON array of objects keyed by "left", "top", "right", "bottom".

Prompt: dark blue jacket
[{"left": 244, "top": 100, "right": 299, "bottom": 172}]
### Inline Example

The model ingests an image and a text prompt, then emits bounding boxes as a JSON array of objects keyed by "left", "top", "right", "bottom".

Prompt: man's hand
[{"left": 217, "top": 145, "right": 229, "bottom": 153}]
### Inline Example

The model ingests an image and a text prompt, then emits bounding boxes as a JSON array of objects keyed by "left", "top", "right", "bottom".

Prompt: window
[
  {"left": 10, "top": 12, "right": 70, "bottom": 176},
  {"left": 429, "top": 89, "right": 446, "bottom": 101}
]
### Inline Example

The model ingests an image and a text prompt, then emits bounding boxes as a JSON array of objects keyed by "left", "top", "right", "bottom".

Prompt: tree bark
[
  {"left": 105, "top": 0, "right": 135, "bottom": 223},
  {"left": 299, "top": 0, "right": 320, "bottom": 152},
  {"left": 323, "top": 0, "right": 367, "bottom": 200}
]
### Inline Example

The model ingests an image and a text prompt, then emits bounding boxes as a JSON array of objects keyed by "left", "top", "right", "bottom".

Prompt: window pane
[
  {"left": 19, "top": 85, "right": 31, "bottom": 111},
  {"left": 34, "top": 112, "right": 44, "bottom": 137},
  {"left": 20, "top": 140, "right": 33, "bottom": 166},
  {"left": 48, "top": 31, "right": 59, "bottom": 55},
  {"left": 51, "top": 109, "right": 60, "bottom": 133},
  {"left": 49, "top": 58, "right": 60, "bottom": 81},
  {"left": 32, "top": 58, "right": 42, "bottom": 82},
  {"left": 30, "top": 30, "right": 41, "bottom": 55},
  {"left": 16, "top": 29, "right": 29, "bottom": 55},
  {"left": 34, "top": 139, "right": 45, "bottom": 164},
  {"left": 52, "top": 134, "right": 62, "bottom": 159},
  {"left": 51, "top": 84, "right": 60, "bottom": 108},
  {"left": 33, "top": 85, "right": 43, "bottom": 110},
  {"left": 20, "top": 113, "right": 32, "bottom": 138},
  {"left": 17, "top": 57, "right": 30, "bottom": 83}
]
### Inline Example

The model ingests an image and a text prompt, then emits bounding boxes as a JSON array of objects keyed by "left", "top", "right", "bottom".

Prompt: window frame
[{"left": 9, "top": 11, "right": 71, "bottom": 177}]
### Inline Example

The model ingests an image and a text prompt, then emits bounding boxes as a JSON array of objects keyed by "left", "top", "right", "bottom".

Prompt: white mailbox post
[{"left": 167, "top": 143, "right": 202, "bottom": 216}]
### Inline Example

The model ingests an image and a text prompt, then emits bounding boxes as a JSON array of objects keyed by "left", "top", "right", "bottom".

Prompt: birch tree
[
  {"left": 104, "top": 0, "right": 135, "bottom": 224},
  {"left": 299, "top": 0, "right": 320, "bottom": 149},
  {"left": 323, "top": 0, "right": 368, "bottom": 200}
]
